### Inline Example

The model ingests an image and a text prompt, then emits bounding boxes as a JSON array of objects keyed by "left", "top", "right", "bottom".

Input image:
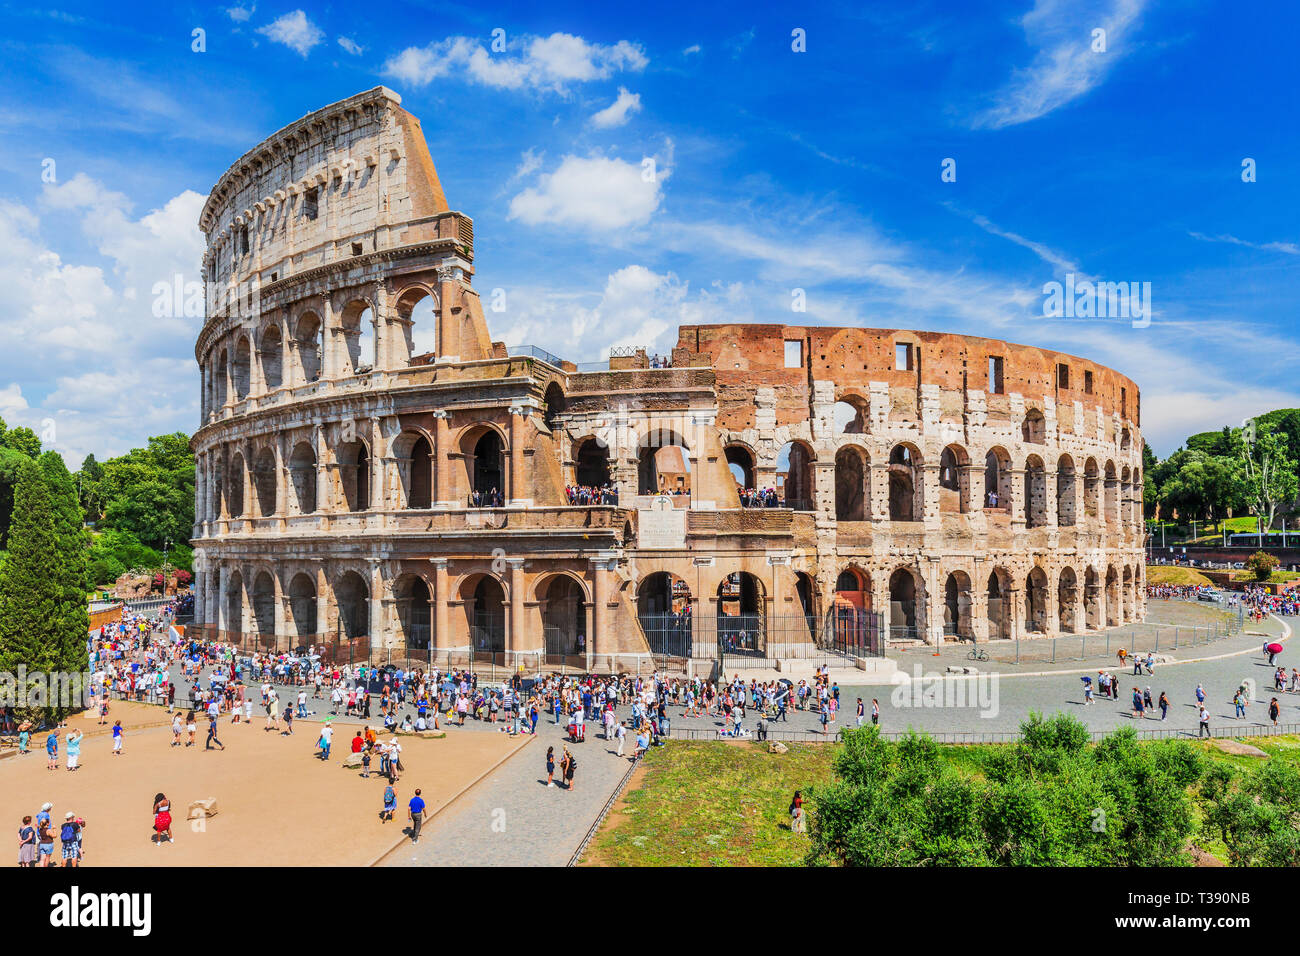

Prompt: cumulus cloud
[
  {"left": 589, "top": 87, "right": 641, "bottom": 128},
  {"left": 508, "top": 153, "right": 669, "bottom": 231},
  {"left": 257, "top": 10, "right": 325, "bottom": 57},
  {"left": 225, "top": 4, "right": 255, "bottom": 23},
  {"left": 337, "top": 36, "right": 363, "bottom": 56},
  {"left": 973, "top": 0, "right": 1148, "bottom": 129},
  {"left": 384, "top": 32, "right": 646, "bottom": 93}
]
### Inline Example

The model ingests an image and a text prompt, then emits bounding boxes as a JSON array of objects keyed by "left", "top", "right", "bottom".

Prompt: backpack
[{"left": 60, "top": 822, "right": 77, "bottom": 842}]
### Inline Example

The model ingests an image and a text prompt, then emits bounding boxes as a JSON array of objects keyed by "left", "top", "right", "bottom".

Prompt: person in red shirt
[{"left": 351, "top": 731, "right": 364, "bottom": 753}]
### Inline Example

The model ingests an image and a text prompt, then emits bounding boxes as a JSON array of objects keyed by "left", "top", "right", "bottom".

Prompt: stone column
[
  {"left": 432, "top": 410, "right": 451, "bottom": 507},
  {"left": 592, "top": 558, "right": 609, "bottom": 665},
  {"left": 314, "top": 425, "right": 331, "bottom": 513},
  {"left": 273, "top": 573, "right": 286, "bottom": 653},
  {"left": 1006, "top": 585, "right": 1021, "bottom": 642},
  {"left": 368, "top": 561, "right": 385, "bottom": 652},
  {"left": 321, "top": 297, "right": 339, "bottom": 381},
  {"left": 508, "top": 558, "right": 526, "bottom": 661},
  {"left": 432, "top": 559, "right": 449, "bottom": 653},
  {"left": 508, "top": 405, "right": 528, "bottom": 506},
  {"left": 315, "top": 566, "right": 331, "bottom": 650},
  {"left": 274, "top": 433, "right": 287, "bottom": 518}
]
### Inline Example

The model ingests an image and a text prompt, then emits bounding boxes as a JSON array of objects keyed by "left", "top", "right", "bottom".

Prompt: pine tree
[
  {"left": 39, "top": 452, "right": 90, "bottom": 675},
  {"left": 0, "top": 460, "right": 67, "bottom": 720}
]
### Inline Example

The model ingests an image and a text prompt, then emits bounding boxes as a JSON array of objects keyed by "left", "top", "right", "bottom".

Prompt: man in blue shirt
[
  {"left": 46, "top": 732, "right": 59, "bottom": 771},
  {"left": 408, "top": 789, "right": 426, "bottom": 844}
]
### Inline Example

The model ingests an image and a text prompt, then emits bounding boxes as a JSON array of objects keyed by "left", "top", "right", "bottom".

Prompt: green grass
[
  {"left": 586, "top": 734, "right": 1300, "bottom": 866},
  {"left": 1146, "top": 565, "right": 1213, "bottom": 586}
]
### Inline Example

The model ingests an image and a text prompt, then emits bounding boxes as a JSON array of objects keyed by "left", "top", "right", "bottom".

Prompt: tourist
[
  {"left": 1131, "top": 687, "right": 1144, "bottom": 720},
  {"left": 1269, "top": 697, "right": 1280, "bottom": 727},
  {"left": 59, "top": 812, "right": 81, "bottom": 867},
  {"left": 36, "top": 808, "right": 54, "bottom": 868},
  {"left": 1158, "top": 691, "right": 1169, "bottom": 721},
  {"left": 205, "top": 711, "right": 224, "bottom": 751},
  {"left": 318, "top": 722, "right": 333, "bottom": 760},
  {"left": 615, "top": 720, "right": 626, "bottom": 757},
  {"left": 789, "top": 790, "right": 805, "bottom": 833},
  {"left": 856, "top": 697, "right": 865, "bottom": 727},
  {"left": 65, "top": 730, "right": 83, "bottom": 772},
  {"left": 871, "top": 699, "right": 880, "bottom": 726},
  {"left": 171, "top": 712, "right": 182, "bottom": 746},
  {"left": 45, "top": 730, "right": 58, "bottom": 771},
  {"left": 17, "top": 815, "right": 36, "bottom": 867},
  {"left": 1233, "top": 690, "right": 1246, "bottom": 719},
  {"left": 408, "top": 788, "right": 426, "bottom": 844},
  {"left": 1198, "top": 704, "right": 1211, "bottom": 738},
  {"left": 186, "top": 710, "right": 197, "bottom": 747},
  {"left": 152, "top": 793, "right": 173, "bottom": 846},
  {"left": 111, "top": 720, "right": 123, "bottom": 756},
  {"left": 381, "top": 784, "right": 396, "bottom": 823}
]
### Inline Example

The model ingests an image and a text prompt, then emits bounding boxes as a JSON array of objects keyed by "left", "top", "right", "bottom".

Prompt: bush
[{"left": 1246, "top": 550, "right": 1280, "bottom": 582}]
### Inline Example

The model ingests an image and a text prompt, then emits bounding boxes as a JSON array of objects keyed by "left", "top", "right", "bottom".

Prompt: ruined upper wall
[
  {"left": 199, "top": 87, "right": 472, "bottom": 319},
  {"left": 676, "top": 324, "right": 1142, "bottom": 431}
]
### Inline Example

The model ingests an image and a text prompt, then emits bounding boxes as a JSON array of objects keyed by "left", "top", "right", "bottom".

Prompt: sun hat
[{"left": 40, "top": 802, "right": 52, "bottom": 811}]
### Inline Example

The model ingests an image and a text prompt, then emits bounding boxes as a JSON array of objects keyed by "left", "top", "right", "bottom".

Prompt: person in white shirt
[{"left": 615, "top": 721, "right": 627, "bottom": 756}]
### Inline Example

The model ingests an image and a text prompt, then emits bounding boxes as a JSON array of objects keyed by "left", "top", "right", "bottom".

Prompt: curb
[{"left": 367, "top": 731, "right": 536, "bottom": 867}]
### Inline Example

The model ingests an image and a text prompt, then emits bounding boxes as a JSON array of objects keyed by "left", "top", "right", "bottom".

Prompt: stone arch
[
  {"left": 1104, "top": 460, "right": 1119, "bottom": 526},
  {"left": 833, "top": 396, "right": 869, "bottom": 434},
  {"left": 831, "top": 566, "right": 871, "bottom": 650},
  {"left": 987, "top": 566, "right": 1012, "bottom": 640},
  {"left": 539, "top": 573, "right": 587, "bottom": 659},
  {"left": 1024, "top": 454, "right": 1047, "bottom": 528},
  {"left": 888, "top": 443, "right": 923, "bottom": 521},
  {"left": 333, "top": 569, "right": 370, "bottom": 641},
  {"left": 251, "top": 570, "right": 276, "bottom": 649},
  {"left": 259, "top": 322, "right": 283, "bottom": 390},
  {"left": 287, "top": 441, "right": 317, "bottom": 514},
  {"left": 726, "top": 442, "right": 756, "bottom": 489},
  {"left": 213, "top": 348, "right": 229, "bottom": 407},
  {"left": 778, "top": 440, "right": 814, "bottom": 510},
  {"left": 232, "top": 336, "right": 252, "bottom": 400},
  {"left": 636, "top": 571, "right": 693, "bottom": 657},
  {"left": 459, "top": 572, "right": 506, "bottom": 653},
  {"left": 460, "top": 423, "right": 507, "bottom": 504},
  {"left": 340, "top": 298, "right": 376, "bottom": 373},
  {"left": 983, "top": 446, "right": 1012, "bottom": 511},
  {"left": 573, "top": 436, "right": 611, "bottom": 488},
  {"left": 252, "top": 446, "right": 277, "bottom": 518},
  {"left": 227, "top": 450, "right": 246, "bottom": 517},
  {"left": 888, "top": 566, "right": 923, "bottom": 640},
  {"left": 543, "top": 382, "right": 566, "bottom": 433},
  {"left": 1105, "top": 565, "right": 1120, "bottom": 626},
  {"left": 393, "top": 429, "right": 434, "bottom": 509},
  {"left": 393, "top": 573, "right": 432, "bottom": 650},
  {"left": 1122, "top": 565, "right": 1134, "bottom": 624},
  {"left": 939, "top": 443, "right": 970, "bottom": 514},
  {"left": 395, "top": 285, "right": 438, "bottom": 364},
  {"left": 1025, "top": 566, "right": 1049, "bottom": 633},
  {"left": 717, "top": 571, "right": 766, "bottom": 655},
  {"left": 1021, "top": 407, "right": 1046, "bottom": 444},
  {"left": 287, "top": 572, "right": 317, "bottom": 642},
  {"left": 293, "top": 311, "right": 323, "bottom": 383},
  {"left": 835, "top": 445, "right": 868, "bottom": 521},
  {"left": 336, "top": 438, "right": 370, "bottom": 512},
  {"left": 1084, "top": 567, "right": 1102, "bottom": 630},
  {"left": 1120, "top": 465, "right": 1132, "bottom": 529},
  {"left": 1084, "top": 457, "right": 1100, "bottom": 520},
  {"left": 1058, "top": 566, "right": 1078, "bottom": 633},
  {"left": 637, "top": 426, "right": 691, "bottom": 496},
  {"left": 943, "top": 570, "right": 973, "bottom": 640},
  {"left": 225, "top": 569, "right": 245, "bottom": 641},
  {"left": 1056, "top": 454, "right": 1077, "bottom": 526}
]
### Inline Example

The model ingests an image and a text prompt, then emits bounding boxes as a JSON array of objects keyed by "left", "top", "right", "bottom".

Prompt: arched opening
[
  {"left": 341, "top": 301, "right": 376, "bottom": 374},
  {"left": 1084, "top": 567, "right": 1102, "bottom": 630},
  {"left": 337, "top": 439, "right": 370, "bottom": 512},
  {"left": 214, "top": 349, "right": 229, "bottom": 407},
  {"left": 1025, "top": 567, "right": 1049, "bottom": 633},
  {"left": 637, "top": 429, "right": 691, "bottom": 496},
  {"left": 574, "top": 438, "right": 611, "bottom": 489},
  {"left": 939, "top": 444, "right": 969, "bottom": 514},
  {"left": 259, "top": 324, "right": 283, "bottom": 390},
  {"left": 1056, "top": 455, "right": 1077, "bottom": 526},
  {"left": 1105, "top": 566, "right": 1120, "bottom": 626},
  {"left": 395, "top": 575, "right": 431, "bottom": 651},
  {"left": 211, "top": 458, "right": 225, "bottom": 519},
  {"left": 252, "top": 447, "right": 277, "bottom": 518},
  {"left": 252, "top": 571, "right": 276, "bottom": 650},
  {"left": 795, "top": 571, "right": 818, "bottom": 636},
  {"left": 984, "top": 447, "right": 1011, "bottom": 510},
  {"left": 833, "top": 567, "right": 872, "bottom": 652},
  {"left": 834, "top": 446, "right": 866, "bottom": 520},
  {"left": 833, "top": 397, "right": 868, "bottom": 434},
  {"left": 987, "top": 568, "right": 1010, "bottom": 640},
  {"left": 227, "top": 452, "right": 245, "bottom": 518},
  {"left": 717, "top": 571, "right": 765, "bottom": 656},
  {"left": 778, "top": 441, "right": 814, "bottom": 510},
  {"left": 294, "top": 312, "right": 322, "bottom": 384},
  {"left": 232, "top": 337, "right": 252, "bottom": 400},
  {"left": 726, "top": 444, "right": 756, "bottom": 490},
  {"left": 288, "top": 442, "right": 317, "bottom": 514},
  {"left": 943, "top": 571, "right": 973, "bottom": 640},
  {"left": 637, "top": 572, "right": 693, "bottom": 657},
  {"left": 1120, "top": 465, "right": 1132, "bottom": 529},
  {"left": 464, "top": 575, "right": 506, "bottom": 653},
  {"left": 888, "top": 568, "right": 919, "bottom": 641},
  {"left": 1084, "top": 458, "right": 1100, "bottom": 520},
  {"left": 287, "top": 573, "right": 317, "bottom": 644},
  {"left": 467, "top": 429, "right": 505, "bottom": 506},
  {"left": 888, "top": 444, "right": 921, "bottom": 521},
  {"left": 543, "top": 382, "right": 566, "bottom": 433},
  {"left": 1122, "top": 566, "right": 1134, "bottom": 623},
  {"left": 1024, "top": 455, "right": 1047, "bottom": 528},
  {"left": 541, "top": 575, "right": 585, "bottom": 660},
  {"left": 397, "top": 288, "right": 438, "bottom": 364},
  {"left": 403, "top": 434, "right": 433, "bottom": 509},
  {"left": 225, "top": 571, "right": 244, "bottom": 643},
  {"left": 1021, "top": 408, "right": 1046, "bottom": 444},
  {"left": 1058, "top": 567, "right": 1078, "bottom": 633},
  {"left": 334, "top": 571, "right": 370, "bottom": 642},
  {"left": 1104, "top": 461, "right": 1119, "bottom": 526}
]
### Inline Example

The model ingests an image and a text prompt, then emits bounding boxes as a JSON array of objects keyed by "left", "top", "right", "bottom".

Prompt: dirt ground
[{"left": 0, "top": 702, "right": 527, "bottom": 866}]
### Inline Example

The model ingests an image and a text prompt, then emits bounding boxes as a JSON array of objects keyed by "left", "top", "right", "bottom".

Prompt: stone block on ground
[
  {"left": 342, "top": 751, "right": 363, "bottom": 768},
  {"left": 1211, "top": 739, "right": 1268, "bottom": 758},
  {"left": 768, "top": 741, "right": 789, "bottom": 754},
  {"left": 188, "top": 797, "right": 218, "bottom": 819}
]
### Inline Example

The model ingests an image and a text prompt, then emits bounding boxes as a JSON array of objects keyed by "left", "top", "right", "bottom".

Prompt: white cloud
[
  {"left": 508, "top": 153, "right": 669, "bottom": 231},
  {"left": 384, "top": 32, "right": 646, "bottom": 93},
  {"left": 1189, "top": 232, "right": 1300, "bottom": 256},
  {"left": 257, "top": 10, "right": 325, "bottom": 57},
  {"left": 589, "top": 87, "right": 641, "bottom": 128},
  {"left": 682, "top": 44, "right": 702, "bottom": 55},
  {"left": 973, "top": 0, "right": 1148, "bottom": 129},
  {"left": 509, "top": 148, "right": 544, "bottom": 183},
  {"left": 337, "top": 36, "right": 364, "bottom": 56},
  {"left": 225, "top": 4, "right": 255, "bottom": 23}
]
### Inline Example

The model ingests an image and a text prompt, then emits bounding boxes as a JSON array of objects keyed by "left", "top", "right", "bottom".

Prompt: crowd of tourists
[
  {"left": 737, "top": 487, "right": 782, "bottom": 508},
  {"left": 1145, "top": 583, "right": 1218, "bottom": 600},
  {"left": 469, "top": 488, "right": 505, "bottom": 508},
  {"left": 564, "top": 484, "right": 618, "bottom": 506},
  {"left": 1239, "top": 584, "right": 1300, "bottom": 619}
]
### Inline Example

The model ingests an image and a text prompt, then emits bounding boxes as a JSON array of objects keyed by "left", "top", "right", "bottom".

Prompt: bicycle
[{"left": 967, "top": 645, "right": 989, "bottom": 662}]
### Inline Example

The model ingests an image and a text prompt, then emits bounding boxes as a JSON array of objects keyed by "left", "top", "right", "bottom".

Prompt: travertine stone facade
[{"left": 191, "top": 89, "right": 1146, "bottom": 671}]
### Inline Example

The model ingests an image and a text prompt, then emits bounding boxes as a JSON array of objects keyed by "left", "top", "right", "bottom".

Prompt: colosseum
[{"left": 189, "top": 87, "right": 1147, "bottom": 672}]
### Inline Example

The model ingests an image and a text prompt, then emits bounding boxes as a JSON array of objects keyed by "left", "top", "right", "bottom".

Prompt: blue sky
[{"left": 1, "top": 0, "right": 1297, "bottom": 464}]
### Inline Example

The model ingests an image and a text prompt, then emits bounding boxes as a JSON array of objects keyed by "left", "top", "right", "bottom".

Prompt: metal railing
[
  {"left": 568, "top": 752, "right": 643, "bottom": 866},
  {"left": 506, "top": 345, "right": 566, "bottom": 367}
]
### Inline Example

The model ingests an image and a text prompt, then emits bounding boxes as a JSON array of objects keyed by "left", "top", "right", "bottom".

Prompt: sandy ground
[{"left": 0, "top": 702, "right": 527, "bottom": 866}]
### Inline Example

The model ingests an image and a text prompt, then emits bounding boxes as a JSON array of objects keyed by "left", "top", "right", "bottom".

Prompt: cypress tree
[
  {"left": 0, "top": 460, "right": 66, "bottom": 720},
  {"left": 39, "top": 451, "right": 90, "bottom": 675}
]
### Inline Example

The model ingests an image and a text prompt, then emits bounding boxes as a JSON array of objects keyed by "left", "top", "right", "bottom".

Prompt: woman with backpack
[
  {"left": 59, "top": 813, "right": 81, "bottom": 867},
  {"left": 381, "top": 784, "right": 397, "bottom": 823}
]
